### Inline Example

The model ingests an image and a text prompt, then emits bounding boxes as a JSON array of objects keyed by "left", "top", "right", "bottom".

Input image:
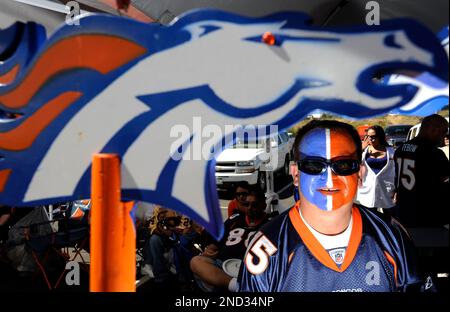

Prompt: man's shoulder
[
  {"left": 415, "top": 143, "right": 448, "bottom": 165},
  {"left": 261, "top": 208, "right": 290, "bottom": 225},
  {"left": 224, "top": 212, "right": 246, "bottom": 229},
  {"left": 358, "top": 206, "right": 412, "bottom": 244},
  {"left": 396, "top": 138, "right": 444, "bottom": 159},
  {"left": 256, "top": 209, "right": 293, "bottom": 241},
  {"left": 228, "top": 212, "right": 243, "bottom": 220}
]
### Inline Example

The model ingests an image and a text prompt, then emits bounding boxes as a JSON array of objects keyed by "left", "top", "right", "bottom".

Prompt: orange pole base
[{"left": 90, "top": 153, "right": 136, "bottom": 292}]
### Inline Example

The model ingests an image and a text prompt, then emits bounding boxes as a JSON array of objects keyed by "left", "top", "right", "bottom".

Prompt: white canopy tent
[{"left": 1, "top": 0, "right": 448, "bottom": 33}]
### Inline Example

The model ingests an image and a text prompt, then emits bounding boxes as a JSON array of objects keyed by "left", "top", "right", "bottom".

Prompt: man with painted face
[{"left": 238, "top": 120, "right": 426, "bottom": 292}]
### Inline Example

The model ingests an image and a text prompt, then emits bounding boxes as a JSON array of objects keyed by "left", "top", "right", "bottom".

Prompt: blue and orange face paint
[{"left": 298, "top": 127, "right": 358, "bottom": 211}]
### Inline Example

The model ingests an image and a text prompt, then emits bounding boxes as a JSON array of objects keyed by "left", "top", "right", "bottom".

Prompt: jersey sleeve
[
  {"left": 238, "top": 210, "right": 296, "bottom": 292},
  {"left": 238, "top": 231, "right": 278, "bottom": 292}
]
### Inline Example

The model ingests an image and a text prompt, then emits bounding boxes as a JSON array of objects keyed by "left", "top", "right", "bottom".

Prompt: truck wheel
[
  {"left": 257, "top": 171, "right": 266, "bottom": 192},
  {"left": 283, "top": 156, "right": 290, "bottom": 177}
]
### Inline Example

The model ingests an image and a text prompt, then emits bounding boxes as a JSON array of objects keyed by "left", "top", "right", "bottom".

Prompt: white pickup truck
[{"left": 215, "top": 131, "right": 294, "bottom": 190}]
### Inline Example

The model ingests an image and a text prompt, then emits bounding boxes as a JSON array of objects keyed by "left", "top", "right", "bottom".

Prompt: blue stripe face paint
[{"left": 298, "top": 128, "right": 330, "bottom": 211}]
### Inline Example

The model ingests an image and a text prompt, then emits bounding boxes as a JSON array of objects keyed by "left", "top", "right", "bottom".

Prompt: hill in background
[{"left": 289, "top": 108, "right": 449, "bottom": 134}]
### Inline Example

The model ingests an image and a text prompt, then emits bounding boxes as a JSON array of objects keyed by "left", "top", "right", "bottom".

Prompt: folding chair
[
  {"left": 23, "top": 221, "right": 90, "bottom": 290},
  {"left": 12, "top": 203, "right": 90, "bottom": 290},
  {"left": 52, "top": 227, "right": 90, "bottom": 289}
]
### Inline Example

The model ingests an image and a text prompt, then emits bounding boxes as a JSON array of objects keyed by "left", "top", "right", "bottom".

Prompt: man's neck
[{"left": 299, "top": 200, "right": 353, "bottom": 235}]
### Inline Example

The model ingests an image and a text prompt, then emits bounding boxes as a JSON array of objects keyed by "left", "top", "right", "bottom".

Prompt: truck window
[{"left": 280, "top": 132, "right": 289, "bottom": 143}]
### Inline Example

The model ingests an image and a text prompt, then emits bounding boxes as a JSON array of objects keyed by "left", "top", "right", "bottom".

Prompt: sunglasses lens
[
  {"left": 298, "top": 160, "right": 326, "bottom": 175},
  {"left": 331, "top": 160, "right": 360, "bottom": 176},
  {"left": 236, "top": 192, "right": 248, "bottom": 197},
  {"left": 298, "top": 159, "right": 360, "bottom": 176}
]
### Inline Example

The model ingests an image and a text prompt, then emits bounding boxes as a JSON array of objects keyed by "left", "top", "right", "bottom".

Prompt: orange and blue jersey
[{"left": 239, "top": 203, "right": 424, "bottom": 292}]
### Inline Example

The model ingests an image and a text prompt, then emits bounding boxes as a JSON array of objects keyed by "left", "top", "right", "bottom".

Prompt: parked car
[
  {"left": 215, "top": 131, "right": 293, "bottom": 191},
  {"left": 406, "top": 123, "right": 421, "bottom": 141},
  {"left": 384, "top": 124, "right": 413, "bottom": 147}
]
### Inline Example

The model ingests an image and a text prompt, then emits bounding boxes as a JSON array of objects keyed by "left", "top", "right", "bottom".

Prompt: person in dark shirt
[
  {"left": 190, "top": 187, "right": 268, "bottom": 292},
  {"left": 394, "top": 114, "right": 449, "bottom": 228},
  {"left": 393, "top": 114, "right": 448, "bottom": 285}
]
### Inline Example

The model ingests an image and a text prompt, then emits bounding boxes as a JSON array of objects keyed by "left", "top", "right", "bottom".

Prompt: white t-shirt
[{"left": 299, "top": 209, "right": 353, "bottom": 265}]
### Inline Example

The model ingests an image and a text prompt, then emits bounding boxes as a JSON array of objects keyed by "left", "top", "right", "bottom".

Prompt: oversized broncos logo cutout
[
  {"left": 387, "top": 26, "right": 449, "bottom": 116},
  {"left": 0, "top": 10, "right": 448, "bottom": 238}
]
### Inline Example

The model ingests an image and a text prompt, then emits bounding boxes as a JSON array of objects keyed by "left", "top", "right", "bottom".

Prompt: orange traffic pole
[{"left": 90, "top": 153, "right": 136, "bottom": 292}]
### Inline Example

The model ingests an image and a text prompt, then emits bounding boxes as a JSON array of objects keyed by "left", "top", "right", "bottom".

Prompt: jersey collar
[{"left": 289, "top": 202, "right": 362, "bottom": 273}]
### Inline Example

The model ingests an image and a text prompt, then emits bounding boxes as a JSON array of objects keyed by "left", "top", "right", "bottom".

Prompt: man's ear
[
  {"left": 290, "top": 162, "right": 299, "bottom": 186},
  {"left": 290, "top": 162, "right": 298, "bottom": 177}
]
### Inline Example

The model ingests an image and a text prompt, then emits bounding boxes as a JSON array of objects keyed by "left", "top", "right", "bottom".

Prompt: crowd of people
[
  {"left": 134, "top": 184, "right": 273, "bottom": 292},
  {"left": 0, "top": 114, "right": 448, "bottom": 293}
]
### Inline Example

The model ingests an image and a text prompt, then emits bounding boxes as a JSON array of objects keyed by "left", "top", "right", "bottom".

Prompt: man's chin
[
  {"left": 300, "top": 190, "right": 354, "bottom": 211},
  {"left": 307, "top": 199, "right": 353, "bottom": 212},
  {"left": 328, "top": 200, "right": 354, "bottom": 212}
]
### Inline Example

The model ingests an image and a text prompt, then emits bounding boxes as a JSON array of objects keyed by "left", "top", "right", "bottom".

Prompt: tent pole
[{"left": 90, "top": 153, "right": 136, "bottom": 292}]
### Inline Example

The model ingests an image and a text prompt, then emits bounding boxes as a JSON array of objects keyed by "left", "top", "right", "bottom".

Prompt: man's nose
[{"left": 325, "top": 166, "right": 337, "bottom": 187}]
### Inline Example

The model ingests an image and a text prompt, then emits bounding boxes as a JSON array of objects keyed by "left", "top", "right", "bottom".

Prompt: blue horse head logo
[{"left": 0, "top": 10, "right": 447, "bottom": 238}]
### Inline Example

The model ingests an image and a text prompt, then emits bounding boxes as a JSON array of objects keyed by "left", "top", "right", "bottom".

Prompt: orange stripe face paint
[{"left": 298, "top": 128, "right": 359, "bottom": 211}]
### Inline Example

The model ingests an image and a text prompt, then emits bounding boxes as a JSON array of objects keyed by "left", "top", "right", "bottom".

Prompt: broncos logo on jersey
[{"left": 0, "top": 10, "right": 448, "bottom": 238}]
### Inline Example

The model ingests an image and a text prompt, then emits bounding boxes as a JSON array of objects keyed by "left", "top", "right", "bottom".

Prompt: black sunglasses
[{"left": 297, "top": 158, "right": 360, "bottom": 176}]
